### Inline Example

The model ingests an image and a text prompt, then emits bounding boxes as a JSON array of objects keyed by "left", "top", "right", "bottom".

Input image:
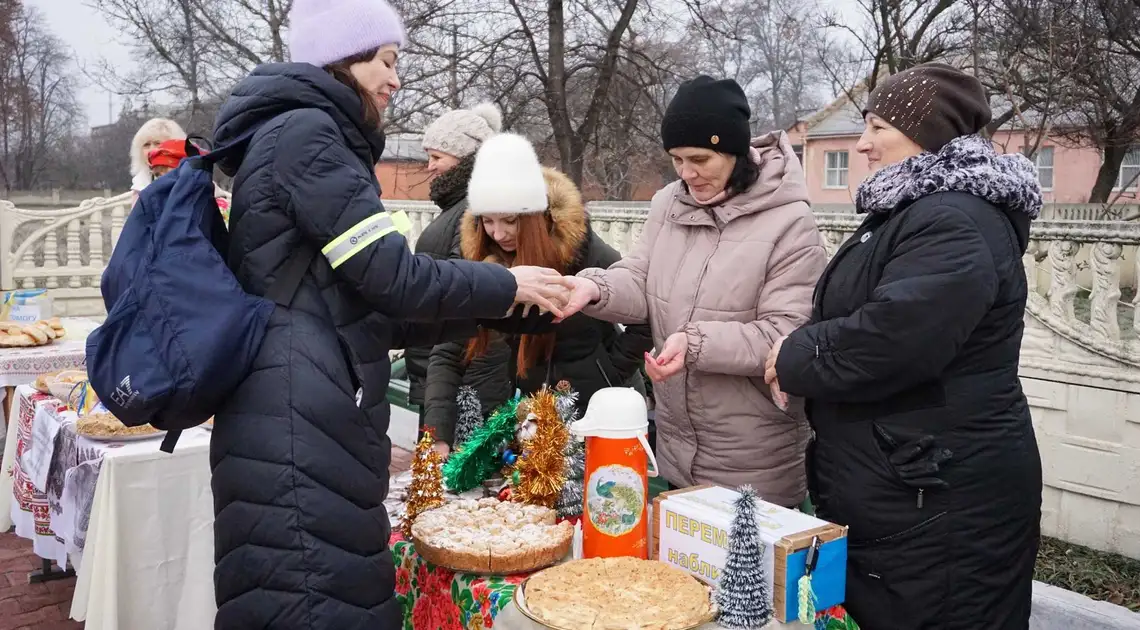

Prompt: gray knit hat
[{"left": 421, "top": 102, "right": 503, "bottom": 159}]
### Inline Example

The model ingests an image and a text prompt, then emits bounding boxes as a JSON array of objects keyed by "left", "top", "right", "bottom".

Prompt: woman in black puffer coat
[
  {"left": 424, "top": 133, "right": 653, "bottom": 454},
  {"left": 405, "top": 102, "right": 506, "bottom": 421},
  {"left": 766, "top": 63, "right": 1043, "bottom": 630},
  {"left": 208, "top": 3, "right": 570, "bottom": 628}
]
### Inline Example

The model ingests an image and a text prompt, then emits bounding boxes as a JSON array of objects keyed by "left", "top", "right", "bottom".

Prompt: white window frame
[
  {"left": 1031, "top": 146, "right": 1054, "bottom": 191},
  {"left": 823, "top": 151, "right": 849, "bottom": 189},
  {"left": 1115, "top": 148, "right": 1140, "bottom": 191}
]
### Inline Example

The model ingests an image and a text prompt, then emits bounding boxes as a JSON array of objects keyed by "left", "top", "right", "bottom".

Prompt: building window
[
  {"left": 824, "top": 151, "right": 848, "bottom": 189},
  {"left": 792, "top": 144, "right": 804, "bottom": 165},
  {"left": 1032, "top": 146, "right": 1054, "bottom": 191},
  {"left": 1116, "top": 148, "right": 1140, "bottom": 190}
]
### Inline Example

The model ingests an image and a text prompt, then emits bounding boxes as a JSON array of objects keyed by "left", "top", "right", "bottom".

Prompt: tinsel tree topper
[
  {"left": 511, "top": 387, "right": 570, "bottom": 508},
  {"left": 715, "top": 485, "right": 773, "bottom": 629},
  {"left": 403, "top": 428, "right": 446, "bottom": 538}
]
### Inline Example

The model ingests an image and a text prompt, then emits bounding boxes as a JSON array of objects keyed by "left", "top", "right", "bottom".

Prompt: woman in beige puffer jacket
[{"left": 564, "top": 76, "right": 827, "bottom": 506}]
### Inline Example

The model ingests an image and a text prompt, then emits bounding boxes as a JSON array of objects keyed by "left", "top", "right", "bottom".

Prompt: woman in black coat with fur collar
[{"left": 766, "top": 63, "right": 1043, "bottom": 630}]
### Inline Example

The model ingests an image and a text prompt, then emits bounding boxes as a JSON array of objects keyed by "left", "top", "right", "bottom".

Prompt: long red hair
[{"left": 461, "top": 168, "right": 588, "bottom": 378}]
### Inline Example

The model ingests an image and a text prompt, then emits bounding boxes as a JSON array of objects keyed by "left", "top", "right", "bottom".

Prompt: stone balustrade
[
  {"left": 3, "top": 192, "right": 1140, "bottom": 559},
  {"left": 3, "top": 195, "right": 1139, "bottom": 356}
]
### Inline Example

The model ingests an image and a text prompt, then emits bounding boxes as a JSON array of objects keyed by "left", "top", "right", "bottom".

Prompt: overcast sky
[
  {"left": 30, "top": 0, "right": 133, "bottom": 129},
  {"left": 34, "top": 0, "right": 863, "bottom": 132}
]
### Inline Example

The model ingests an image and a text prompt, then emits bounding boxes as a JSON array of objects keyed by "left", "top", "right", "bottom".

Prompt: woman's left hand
[
  {"left": 645, "top": 332, "right": 687, "bottom": 382},
  {"left": 764, "top": 336, "right": 786, "bottom": 385}
]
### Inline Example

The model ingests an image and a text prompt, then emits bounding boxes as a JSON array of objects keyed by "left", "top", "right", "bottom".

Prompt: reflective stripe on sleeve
[{"left": 321, "top": 210, "right": 413, "bottom": 269}]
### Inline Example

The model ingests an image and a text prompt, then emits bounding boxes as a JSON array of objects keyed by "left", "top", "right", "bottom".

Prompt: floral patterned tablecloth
[
  {"left": 388, "top": 532, "right": 858, "bottom": 630},
  {"left": 391, "top": 532, "right": 525, "bottom": 629}
]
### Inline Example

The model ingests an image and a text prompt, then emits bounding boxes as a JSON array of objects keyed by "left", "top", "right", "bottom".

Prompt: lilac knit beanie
[{"left": 288, "top": 0, "right": 407, "bottom": 68}]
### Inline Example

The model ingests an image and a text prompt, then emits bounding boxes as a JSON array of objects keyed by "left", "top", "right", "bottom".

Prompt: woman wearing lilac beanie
[{"left": 208, "top": 1, "right": 570, "bottom": 628}]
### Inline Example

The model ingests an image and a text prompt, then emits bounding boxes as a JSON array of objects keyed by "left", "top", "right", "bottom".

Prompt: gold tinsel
[
  {"left": 511, "top": 388, "right": 570, "bottom": 508},
  {"left": 403, "top": 428, "right": 446, "bottom": 538}
]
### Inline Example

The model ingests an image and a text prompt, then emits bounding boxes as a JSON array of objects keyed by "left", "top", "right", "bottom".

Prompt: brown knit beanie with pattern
[{"left": 863, "top": 62, "right": 992, "bottom": 153}]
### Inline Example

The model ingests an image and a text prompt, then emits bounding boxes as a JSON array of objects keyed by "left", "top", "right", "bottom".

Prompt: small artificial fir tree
[
  {"left": 553, "top": 382, "right": 585, "bottom": 518},
  {"left": 454, "top": 385, "right": 484, "bottom": 447},
  {"left": 715, "top": 485, "right": 773, "bottom": 629}
]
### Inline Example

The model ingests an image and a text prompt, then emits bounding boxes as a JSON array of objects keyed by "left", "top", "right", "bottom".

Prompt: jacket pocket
[
  {"left": 846, "top": 511, "right": 951, "bottom": 629},
  {"left": 870, "top": 419, "right": 953, "bottom": 508}
]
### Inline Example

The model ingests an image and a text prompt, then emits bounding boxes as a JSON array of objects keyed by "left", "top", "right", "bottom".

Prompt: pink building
[{"left": 787, "top": 96, "right": 1140, "bottom": 207}]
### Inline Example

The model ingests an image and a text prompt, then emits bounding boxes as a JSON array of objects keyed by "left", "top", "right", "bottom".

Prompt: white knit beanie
[
  {"left": 467, "top": 133, "right": 548, "bottom": 216},
  {"left": 421, "top": 102, "right": 503, "bottom": 159}
]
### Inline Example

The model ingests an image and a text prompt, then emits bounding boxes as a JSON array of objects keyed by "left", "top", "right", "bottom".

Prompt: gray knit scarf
[{"left": 855, "top": 134, "right": 1043, "bottom": 218}]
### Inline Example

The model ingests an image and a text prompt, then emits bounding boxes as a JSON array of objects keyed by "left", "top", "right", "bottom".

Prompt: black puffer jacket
[
  {"left": 209, "top": 63, "right": 517, "bottom": 630},
  {"left": 775, "top": 136, "right": 1043, "bottom": 630},
  {"left": 405, "top": 154, "right": 508, "bottom": 408},
  {"left": 424, "top": 168, "right": 654, "bottom": 445}
]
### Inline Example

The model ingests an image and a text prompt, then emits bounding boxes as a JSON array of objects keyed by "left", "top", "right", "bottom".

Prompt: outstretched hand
[
  {"left": 644, "top": 332, "right": 687, "bottom": 382},
  {"left": 553, "top": 275, "right": 601, "bottom": 323},
  {"left": 509, "top": 266, "right": 573, "bottom": 319}
]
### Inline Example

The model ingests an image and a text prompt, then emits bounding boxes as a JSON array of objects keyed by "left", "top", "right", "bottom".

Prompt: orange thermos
[{"left": 570, "top": 387, "right": 659, "bottom": 559}]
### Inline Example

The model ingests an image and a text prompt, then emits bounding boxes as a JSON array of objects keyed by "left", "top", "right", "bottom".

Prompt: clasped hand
[
  {"left": 764, "top": 336, "right": 788, "bottom": 410},
  {"left": 507, "top": 266, "right": 574, "bottom": 318}
]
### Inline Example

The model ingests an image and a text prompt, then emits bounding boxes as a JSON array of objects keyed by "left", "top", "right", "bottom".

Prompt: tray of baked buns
[
  {"left": 410, "top": 498, "right": 573, "bottom": 575},
  {"left": 0, "top": 318, "right": 66, "bottom": 348}
]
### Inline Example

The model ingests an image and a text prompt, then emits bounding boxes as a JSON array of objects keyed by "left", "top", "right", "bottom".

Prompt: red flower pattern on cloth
[{"left": 395, "top": 566, "right": 412, "bottom": 596}]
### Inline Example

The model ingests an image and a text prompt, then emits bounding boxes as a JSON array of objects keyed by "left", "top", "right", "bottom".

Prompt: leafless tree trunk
[
  {"left": 0, "top": 4, "right": 79, "bottom": 191},
  {"left": 506, "top": 0, "right": 639, "bottom": 186}
]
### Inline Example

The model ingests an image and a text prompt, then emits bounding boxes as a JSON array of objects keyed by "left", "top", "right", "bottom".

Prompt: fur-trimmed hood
[{"left": 460, "top": 167, "right": 589, "bottom": 271}]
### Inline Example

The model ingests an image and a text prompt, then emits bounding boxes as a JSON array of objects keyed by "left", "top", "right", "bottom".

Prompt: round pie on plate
[
  {"left": 411, "top": 498, "right": 572, "bottom": 575},
  {"left": 523, "top": 557, "right": 715, "bottom": 629},
  {"left": 77, "top": 412, "right": 161, "bottom": 438}
]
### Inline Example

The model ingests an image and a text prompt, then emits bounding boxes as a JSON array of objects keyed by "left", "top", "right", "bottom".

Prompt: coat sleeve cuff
[
  {"left": 577, "top": 268, "right": 613, "bottom": 313},
  {"left": 774, "top": 327, "right": 819, "bottom": 397},
  {"left": 680, "top": 323, "right": 705, "bottom": 368}
]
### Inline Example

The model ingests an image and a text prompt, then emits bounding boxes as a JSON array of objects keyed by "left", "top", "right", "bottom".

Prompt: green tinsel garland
[{"left": 442, "top": 398, "right": 520, "bottom": 493}]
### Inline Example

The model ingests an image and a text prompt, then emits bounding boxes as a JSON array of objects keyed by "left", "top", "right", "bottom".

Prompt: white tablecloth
[
  {"left": 70, "top": 425, "right": 215, "bottom": 630},
  {"left": 0, "top": 385, "right": 216, "bottom": 629},
  {"left": 0, "top": 317, "right": 100, "bottom": 387}
]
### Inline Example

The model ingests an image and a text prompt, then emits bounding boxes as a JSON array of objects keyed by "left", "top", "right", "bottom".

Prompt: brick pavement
[{"left": 0, "top": 447, "right": 414, "bottom": 629}]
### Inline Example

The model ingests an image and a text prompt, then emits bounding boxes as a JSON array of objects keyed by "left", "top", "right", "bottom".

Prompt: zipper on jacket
[
  {"left": 917, "top": 488, "right": 924, "bottom": 509},
  {"left": 681, "top": 227, "right": 721, "bottom": 449}
]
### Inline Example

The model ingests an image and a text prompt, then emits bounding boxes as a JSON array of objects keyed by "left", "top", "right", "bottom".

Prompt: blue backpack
[{"left": 86, "top": 131, "right": 313, "bottom": 453}]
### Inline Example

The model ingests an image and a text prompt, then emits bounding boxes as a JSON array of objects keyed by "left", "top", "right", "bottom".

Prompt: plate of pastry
[
  {"left": 76, "top": 412, "right": 165, "bottom": 442},
  {"left": 515, "top": 557, "right": 716, "bottom": 630},
  {"left": 411, "top": 498, "right": 573, "bottom": 575},
  {"left": 0, "top": 318, "right": 66, "bottom": 348}
]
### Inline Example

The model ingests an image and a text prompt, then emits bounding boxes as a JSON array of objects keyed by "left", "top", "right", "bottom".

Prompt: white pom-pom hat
[
  {"left": 466, "top": 133, "right": 548, "bottom": 216},
  {"left": 421, "top": 102, "right": 503, "bottom": 159}
]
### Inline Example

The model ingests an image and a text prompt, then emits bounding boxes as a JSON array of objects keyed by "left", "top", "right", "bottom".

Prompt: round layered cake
[
  {"left": 411, "top": 498, "right": 573, "bottom": 575},
  {"left": 524, "top": 557, "right": 714, "bottom": 629}
]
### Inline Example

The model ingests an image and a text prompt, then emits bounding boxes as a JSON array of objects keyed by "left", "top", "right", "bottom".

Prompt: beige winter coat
[{"left": 578, "top": 131, "right": 826, "bottom": 506}]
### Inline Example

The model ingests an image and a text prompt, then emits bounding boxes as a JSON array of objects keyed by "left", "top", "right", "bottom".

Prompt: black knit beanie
[
  {"left": 661, "top": 76, "right": 752, "bottom": 157},
  {"left": 864, "top": 62, "right": 992, "bottom": 153}
]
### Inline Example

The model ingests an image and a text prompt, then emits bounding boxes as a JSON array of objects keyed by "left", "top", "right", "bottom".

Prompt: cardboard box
[{"left": 653, "top": 485, "right": 847, "bottom": 623}]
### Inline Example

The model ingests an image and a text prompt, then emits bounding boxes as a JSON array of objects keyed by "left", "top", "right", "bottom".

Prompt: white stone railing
[
  {"left": 2, "top": 195, "right": 1139, "bottom": 366},
  {"left": 4, "top": 193, "right": 1140, "bottom": 558}
]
